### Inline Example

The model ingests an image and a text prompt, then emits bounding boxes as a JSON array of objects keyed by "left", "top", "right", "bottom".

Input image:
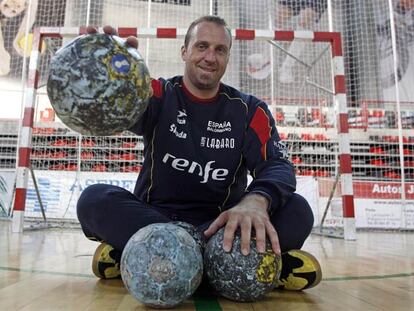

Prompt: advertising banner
[
  {"left": 24, "top": 172, "right": 414, "bottom": 229},
  {"left": 318, "top": 179, "right": 414, "bottom": 229},
  {"left": 25, "top": 171, "right": 137, "bottom": 219}
]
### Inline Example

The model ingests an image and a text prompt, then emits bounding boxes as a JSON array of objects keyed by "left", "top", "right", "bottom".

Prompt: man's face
[
  {"left": 181, "top": 21, "right": 231, "bottom": 94},
  {"left": 0, "top": 0, "right": 28, "bottom": 18}
]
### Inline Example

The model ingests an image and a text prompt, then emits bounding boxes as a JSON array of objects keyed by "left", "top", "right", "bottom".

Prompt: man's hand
[
  {"left": 86, "top": 25, "right": 139, "bottom": 49},
  {"left": 85, "top": 25, "right": 153, "bottom": 99},
  {"left": 204, "top": 194, "right": 281, "bottom": 256}
]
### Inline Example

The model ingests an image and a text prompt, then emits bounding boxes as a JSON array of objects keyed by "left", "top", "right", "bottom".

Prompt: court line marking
[
  {"left": 0, "top": 266, "right": 222, "bottom": 311},
  {"left": 323, "top": 272, "right": 414, "bottom": 281},
  {"left": 0, "top": 266, "right": 94, "bottom": 278},
  {"left": 1, "top": 266, "right": 413, "bottom": 281},
  {"left": 1, "top": 266, "right": 413, "bottom": 311}
]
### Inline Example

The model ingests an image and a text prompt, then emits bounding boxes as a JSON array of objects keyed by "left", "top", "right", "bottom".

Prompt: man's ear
[{"left": 181, "top": 45, "right": 187, "bottom": 61}]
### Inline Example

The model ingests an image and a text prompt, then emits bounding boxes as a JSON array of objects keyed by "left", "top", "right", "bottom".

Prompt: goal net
[
  {"left": 2, "top": 0, "right": 412, "bottom": 235},
  {"left": 2, "top": 0, "right": 354, "bottom": 238}
]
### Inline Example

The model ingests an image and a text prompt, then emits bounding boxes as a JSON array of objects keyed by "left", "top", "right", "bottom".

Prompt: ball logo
[
  {"left": 148, "top": 256, "right": 175, "bottom": 282},
  {"left": 111, "top": 54, "right": 130, "bottom": 74}
]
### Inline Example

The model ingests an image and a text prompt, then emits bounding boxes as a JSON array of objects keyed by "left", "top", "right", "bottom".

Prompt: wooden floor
[{"left": 0, "top": 220, "right": 413, "bottom": 311}]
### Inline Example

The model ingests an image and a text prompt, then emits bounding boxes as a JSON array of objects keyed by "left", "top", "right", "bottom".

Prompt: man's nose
[{"left": 204, "top": 48, "right": 217, "bottom": 62}]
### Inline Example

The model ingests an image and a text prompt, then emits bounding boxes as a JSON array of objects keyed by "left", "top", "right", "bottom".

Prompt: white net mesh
[
  {"left": 0, "top": 0, "right": 413, "bottom": 231},
  {"left": 331, "top": 0, "right": 414, "bottom": 230}
]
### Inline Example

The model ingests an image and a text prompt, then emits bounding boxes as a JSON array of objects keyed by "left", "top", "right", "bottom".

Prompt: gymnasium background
[{"left": 0, "top": 0, "right": 413, "bottom": 230}]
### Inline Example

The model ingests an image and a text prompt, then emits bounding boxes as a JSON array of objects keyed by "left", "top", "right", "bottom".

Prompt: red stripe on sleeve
[
  {"left": 151, "top": 79, "right": 162, "bottom": 98},
  {"left": 250, "top": 107, "right": 272, "bottom": 160}
]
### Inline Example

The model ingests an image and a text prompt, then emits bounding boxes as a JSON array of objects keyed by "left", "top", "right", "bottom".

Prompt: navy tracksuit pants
[{"left": 77, "top": 184, "right": 314, "bottom": 252}]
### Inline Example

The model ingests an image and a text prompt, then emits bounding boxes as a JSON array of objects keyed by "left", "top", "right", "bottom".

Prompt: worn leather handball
[
  {"left": 121, "top": 223, "right": 203, "bottom": 308},
  {"left": 47, "top": 33, "right": 151, "bottom": 136},
  {"left": 204, "top": 227, "right": 282, "bottom": 302}
]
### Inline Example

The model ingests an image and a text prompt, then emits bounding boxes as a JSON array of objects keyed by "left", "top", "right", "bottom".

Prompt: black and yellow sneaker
[
  {"left": 92, "top": 243, "right": 122, "bottom": 279},
  {"left": 277, "top": 249, "right": 322, "bottom": 290}
]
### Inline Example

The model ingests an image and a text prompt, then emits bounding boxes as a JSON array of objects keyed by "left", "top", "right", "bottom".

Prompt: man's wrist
[{"left": 245, "top": 191, "right": 271, "bottom": 213}]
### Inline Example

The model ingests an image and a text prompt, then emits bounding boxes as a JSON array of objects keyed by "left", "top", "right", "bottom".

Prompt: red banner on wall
[
  {"left": 318, "top": 179, "right": 414, "bottom": 200},
  {"left": 353, "top": 181, "right": 414, "bottom": 200}
]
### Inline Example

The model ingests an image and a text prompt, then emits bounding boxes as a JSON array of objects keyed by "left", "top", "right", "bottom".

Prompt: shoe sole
[
  {"left": 280, "top": 250, "right": 322, "bottom": 290},
  {"left": 92, "top": 242, "right": 108, "bottom": 279}
]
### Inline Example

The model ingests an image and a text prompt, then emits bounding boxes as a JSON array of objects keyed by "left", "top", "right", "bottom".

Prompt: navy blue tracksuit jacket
[{"left": 129, "top": 76, "right": 296, "bottom": 222}]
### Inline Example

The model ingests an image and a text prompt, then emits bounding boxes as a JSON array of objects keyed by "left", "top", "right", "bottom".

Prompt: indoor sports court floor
[{"left": 0, "top": 220, "right": 413, "bottom": 310}]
